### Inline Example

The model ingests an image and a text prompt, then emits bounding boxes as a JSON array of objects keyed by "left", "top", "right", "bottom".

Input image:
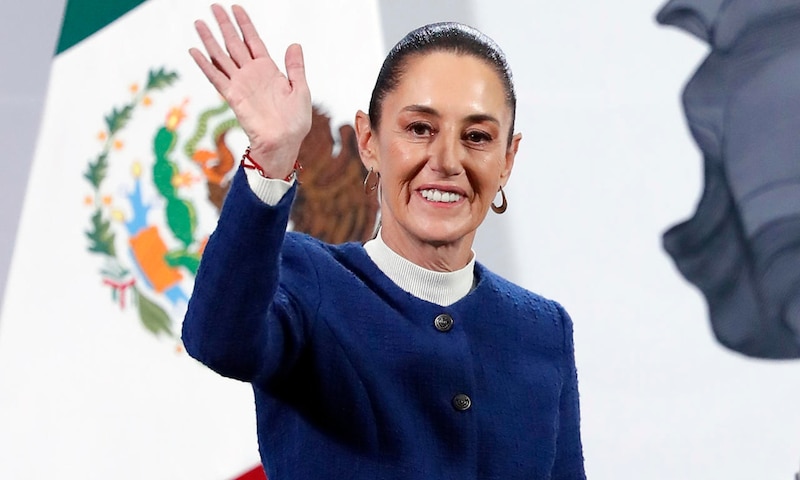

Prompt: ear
[
  {"left": 355, "top": 110, "right": 378, "bottom": 171},
  {"left": 500, "top": 132, "right": 522, "bottom": 187}
]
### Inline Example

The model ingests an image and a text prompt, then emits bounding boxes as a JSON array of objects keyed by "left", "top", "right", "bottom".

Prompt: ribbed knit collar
[{"left": 363, "top": 230, "right": 476, "bottom": 307}]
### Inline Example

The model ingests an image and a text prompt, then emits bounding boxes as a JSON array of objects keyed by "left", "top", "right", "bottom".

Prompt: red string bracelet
[{"left": 241, "top": 147, "right": 301, "bottom": 183}]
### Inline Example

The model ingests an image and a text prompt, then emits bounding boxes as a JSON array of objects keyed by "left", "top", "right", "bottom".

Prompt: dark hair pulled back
[{"left": 368, "top": 22, "right": 517, "bottom": 144}]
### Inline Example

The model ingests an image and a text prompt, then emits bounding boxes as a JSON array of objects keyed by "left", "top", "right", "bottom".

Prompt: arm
[
  {"left": 551, "top": 303, "right": 586, "bottom": 480},
  {"left": 180, "top": 5, "right": 314, "bottom": 382},
  {"left": 182, "top": 167, "right": 320, "bottom": 382}
]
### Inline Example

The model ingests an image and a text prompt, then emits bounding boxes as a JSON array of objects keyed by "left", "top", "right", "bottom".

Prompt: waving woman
[{"left": 182, "top": 4, "right": 585, "bottom": 479}]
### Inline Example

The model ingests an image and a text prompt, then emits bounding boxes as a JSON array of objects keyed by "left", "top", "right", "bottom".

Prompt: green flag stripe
[{"left": 56, "top": 0, "right": 149, "bottom": 55}]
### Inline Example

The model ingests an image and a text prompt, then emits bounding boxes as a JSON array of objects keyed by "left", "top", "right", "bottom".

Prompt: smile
[{"left": 419, "top": 188, "right": 463, "bottom": 203}]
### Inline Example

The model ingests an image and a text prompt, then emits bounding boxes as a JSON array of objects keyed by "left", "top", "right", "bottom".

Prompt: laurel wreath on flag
[{"left": 83, "top": 67, "right": 187, "bottom": 338}]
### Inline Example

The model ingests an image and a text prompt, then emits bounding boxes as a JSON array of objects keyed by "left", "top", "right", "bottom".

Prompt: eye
[
  {"left": 408, "top": 122, "right": 434, "bottom": 137},
  {"left": 464, "top": 130, "right": 492, "bottom": 144}
]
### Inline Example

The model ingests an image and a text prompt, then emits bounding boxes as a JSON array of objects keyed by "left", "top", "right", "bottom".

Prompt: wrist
[{"left": 241, "top": 146, "right": 301, "bottom": 182}]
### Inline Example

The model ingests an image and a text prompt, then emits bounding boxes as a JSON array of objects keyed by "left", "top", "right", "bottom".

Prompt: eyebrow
[{"left": 401, "top": 104, "right": 500, "bottom": 126}]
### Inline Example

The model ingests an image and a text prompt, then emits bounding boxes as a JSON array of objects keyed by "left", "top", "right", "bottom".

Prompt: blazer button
[
  {"left": 434, "top": 314, "right": 454, "bottom": 332},
  {"left": 452, "top": 393, "right": 472, "bottom": 411}
]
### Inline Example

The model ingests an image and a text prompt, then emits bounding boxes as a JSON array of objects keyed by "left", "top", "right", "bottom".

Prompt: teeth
[{"left": 420, "top": 189, "right": 462, "bottom": 203}]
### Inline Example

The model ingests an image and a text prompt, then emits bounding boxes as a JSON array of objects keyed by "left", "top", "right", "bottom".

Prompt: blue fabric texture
[
  {"left": 182, "top": 167, "right": 585, "bottom": 479},
  {"left": 657, "top": 0, "right": 800, "bottom": 358}
]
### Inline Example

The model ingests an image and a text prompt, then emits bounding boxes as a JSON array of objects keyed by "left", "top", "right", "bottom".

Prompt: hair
[{"left": 368, "top": 22, "right": 517, "bottom": 145}]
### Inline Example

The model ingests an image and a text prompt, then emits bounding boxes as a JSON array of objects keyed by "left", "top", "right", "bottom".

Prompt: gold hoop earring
[
  {"left": 491, "top": 186, "right": 507, "bottom": 214},
  {"left": 363, "top": 167, "right": 380, "bottom": 195}
]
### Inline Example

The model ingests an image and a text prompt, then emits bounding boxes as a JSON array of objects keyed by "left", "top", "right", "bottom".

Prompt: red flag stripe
[{"left": 231, "top": 465, "right": 267, "bottom": 480}]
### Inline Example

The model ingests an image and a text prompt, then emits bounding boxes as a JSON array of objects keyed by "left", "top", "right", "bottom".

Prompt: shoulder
[
  {"left": 283, "top": 231, "right": 361, "bottom": 259},
  {"left": 476, "top": 263, "right": 564, "bottom": 315},
  {"left": 475, "top": 262, "right": 574, "bottom": 349},
  {"left": 282, "top": 232, "right": 367, "bottom": 277}
]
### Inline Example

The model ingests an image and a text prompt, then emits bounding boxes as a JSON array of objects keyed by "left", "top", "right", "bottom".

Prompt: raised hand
[{"left": 189, "top": 4, "right": 312, "bottom": 179}]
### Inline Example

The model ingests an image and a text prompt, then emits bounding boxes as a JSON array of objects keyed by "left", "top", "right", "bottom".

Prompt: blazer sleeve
[
  {"left": 181, "top": 166, "right": 321, "bottom": 383},
  {"left": 551, "top": 303, "right": 586, "bottom": 480}
]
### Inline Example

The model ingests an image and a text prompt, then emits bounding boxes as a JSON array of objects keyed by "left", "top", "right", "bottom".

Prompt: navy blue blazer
[{"left": 182, "top": 168, "right": 585, "bottom": 479}]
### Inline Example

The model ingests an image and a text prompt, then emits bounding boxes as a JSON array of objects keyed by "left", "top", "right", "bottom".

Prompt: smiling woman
[
  {"left": 182, "top": 4, "right": 585, "bottom": 479},
  {"left": 355, "top": 50, "right": 519, "bottom": 271}
]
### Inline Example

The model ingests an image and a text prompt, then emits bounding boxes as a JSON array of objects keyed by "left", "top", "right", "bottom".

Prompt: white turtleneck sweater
[{"left": 245, "top": 169, "right": 475, "bottom": 306}]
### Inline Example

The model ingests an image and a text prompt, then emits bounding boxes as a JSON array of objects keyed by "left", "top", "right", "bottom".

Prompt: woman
[{"left": 183, "top": 4, "right": 585, "bottom": 479}]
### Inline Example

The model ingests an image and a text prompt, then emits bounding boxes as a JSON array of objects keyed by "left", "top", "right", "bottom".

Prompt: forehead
[{"left": 389, "top": 51, "right": 510, "bottom": 114}]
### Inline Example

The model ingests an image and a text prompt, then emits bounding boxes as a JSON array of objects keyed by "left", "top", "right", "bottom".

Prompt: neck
[
  {"left": 379, "top": 221, "right": 475, "bottom": 272},
  {"left": 363, "top": 229, "right": 476, "bottom": 306}
]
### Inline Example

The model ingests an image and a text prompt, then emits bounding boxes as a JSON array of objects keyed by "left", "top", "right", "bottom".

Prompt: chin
[{"left": 412, "top": 222, "right": 474, "bottom": 247}]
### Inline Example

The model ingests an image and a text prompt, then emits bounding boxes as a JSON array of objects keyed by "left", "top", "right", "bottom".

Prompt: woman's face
[{"left": 357, "top": 51, "right": 520, "bottom": 267}]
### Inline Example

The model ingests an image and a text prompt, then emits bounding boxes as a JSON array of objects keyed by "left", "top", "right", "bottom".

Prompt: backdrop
[{"left": 1, "top": 1, "right": 799, "bottom": 479}]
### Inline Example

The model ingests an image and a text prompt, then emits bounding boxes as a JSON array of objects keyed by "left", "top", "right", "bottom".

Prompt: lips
[{"left": 419, "top": 188, "right": 463, "bottom": 203}]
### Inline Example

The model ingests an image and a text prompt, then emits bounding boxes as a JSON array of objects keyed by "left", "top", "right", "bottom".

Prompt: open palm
[{"left": 189, "top": 4, "right": 312, "bottom": 179}]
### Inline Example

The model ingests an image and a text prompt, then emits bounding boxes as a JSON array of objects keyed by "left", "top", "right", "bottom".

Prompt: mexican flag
[{"left": 0, "top": 1, "right": 384, "bottom": 478}]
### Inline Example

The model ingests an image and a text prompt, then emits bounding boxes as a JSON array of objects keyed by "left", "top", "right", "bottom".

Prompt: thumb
[{"left": 285, "top": 43, "right": 308, "bottom": 91}]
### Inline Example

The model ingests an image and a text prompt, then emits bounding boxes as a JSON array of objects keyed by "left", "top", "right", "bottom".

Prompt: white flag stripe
[{"left": 0, "top": 1, "right": 383, "bottom": 478}]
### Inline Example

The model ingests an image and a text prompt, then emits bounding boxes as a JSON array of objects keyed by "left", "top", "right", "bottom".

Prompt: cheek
[
  {"left": 381, "top": 141, "right": 423, "bottom": 180},
  {"left": 470, "top": 152, "right": 505, "bottom": 188},
  {"left": 383, "top": 142, "right": 407, "bottom": 164}
]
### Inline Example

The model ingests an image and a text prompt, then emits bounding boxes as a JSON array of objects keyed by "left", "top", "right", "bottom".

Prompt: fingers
[
  {"left": 231, "top": 5, "right": 271, "bottom": 61},
  {"left": 188, "top": 46, "right": 229, "bottom": 94},
  {"left": 194, "top": 18, "right": 238, "bottom": 78},
  {"left": 194, "top": 5, "right": 280, "bottom": 77},
  {"left": 211, "top": 4, "right": 253, "bottom": 68},
  {"left": 191, "top": 4, "right": 306, "bottom": 98},
  {"left": 284, "top": 43, "right": 308, "bottom": 92}
]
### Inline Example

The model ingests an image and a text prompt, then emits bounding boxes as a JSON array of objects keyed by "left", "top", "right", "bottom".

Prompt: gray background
[{"left": 0, "top": 0, "right": 67, "bottom": 307}]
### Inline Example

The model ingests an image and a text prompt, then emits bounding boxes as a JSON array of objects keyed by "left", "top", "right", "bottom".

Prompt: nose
[{"left": 428, "top": 129, "right": 463, "bottom": 177}]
